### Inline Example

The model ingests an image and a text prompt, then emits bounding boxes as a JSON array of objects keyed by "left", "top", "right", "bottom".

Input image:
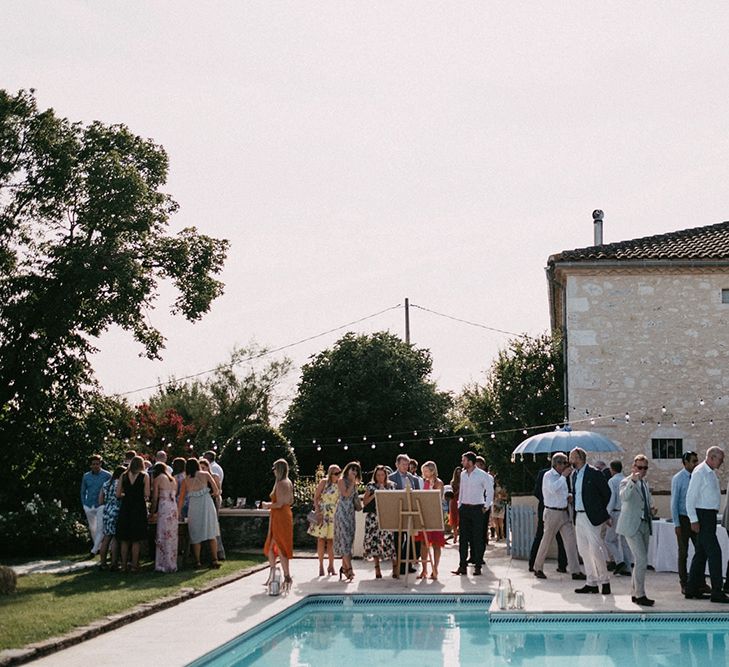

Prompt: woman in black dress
[{"left": 115, "top": 455, "right": 150, "bottom": 572}]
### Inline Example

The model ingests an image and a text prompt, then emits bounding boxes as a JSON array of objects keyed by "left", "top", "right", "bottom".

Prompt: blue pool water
[{"left": 188, "top": 595, "right": 729, "bottom": 667}]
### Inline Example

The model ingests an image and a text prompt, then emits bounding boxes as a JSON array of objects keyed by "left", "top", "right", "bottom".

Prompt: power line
[
  {"left": 117, "top": 303, "right": 402, "bottom": 397},
  {"left": 409, "top": 303, "right": 529, "bottom": 338}
]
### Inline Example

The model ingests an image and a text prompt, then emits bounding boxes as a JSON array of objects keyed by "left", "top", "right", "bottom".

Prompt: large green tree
[
  {"left": 282, "top": 332, "right": 454, "bottom": 475},
  {"left": 0, "top": 89, "right": 229, "bottom": 509},
  {"left": 459, "top": 332, "right": 564, "bottom": 494},
  {"left": 137, "top": 344, "right": 292, "bottom": 457}
]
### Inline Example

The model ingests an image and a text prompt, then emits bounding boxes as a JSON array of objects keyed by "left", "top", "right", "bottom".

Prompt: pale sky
[{"left": 5, "top": 2, "right": 729, "bottom": 412}]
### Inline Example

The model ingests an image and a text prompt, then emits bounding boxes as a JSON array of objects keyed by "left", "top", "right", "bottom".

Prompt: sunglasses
[{"left": 635, "top": 465, "right": 648, "bottom": 471}]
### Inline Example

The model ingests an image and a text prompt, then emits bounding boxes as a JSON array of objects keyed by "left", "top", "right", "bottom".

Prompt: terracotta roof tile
[{"left": 550, "top": 221, "right": 729, "bottom": 263}]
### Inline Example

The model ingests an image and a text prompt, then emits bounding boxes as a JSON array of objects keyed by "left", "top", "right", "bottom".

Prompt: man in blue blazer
[
  {"left": 569, "top": 447, "right": 612, "bottom": 595},
  {"left": 389, "top": 454, "right": 421, "bottom": 573}
]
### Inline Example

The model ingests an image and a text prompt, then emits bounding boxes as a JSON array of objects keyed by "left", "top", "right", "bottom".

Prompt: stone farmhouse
[{"left": 546, "top": 216, "right": 729, "bottom": 492}]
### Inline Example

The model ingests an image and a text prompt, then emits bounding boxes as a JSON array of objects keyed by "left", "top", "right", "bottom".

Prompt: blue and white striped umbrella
[{"left": 511, "top": 426, "right": 622, "bottom": 462}]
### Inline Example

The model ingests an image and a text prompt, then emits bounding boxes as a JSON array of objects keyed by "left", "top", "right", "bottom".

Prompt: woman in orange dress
[{"left": 263, "top": 458, "right": 294, "bottom": 590}]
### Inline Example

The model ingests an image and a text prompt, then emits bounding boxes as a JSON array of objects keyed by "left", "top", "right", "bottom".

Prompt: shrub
[
  {"left": 0, "top": 566, "right": 17, "bottom": 595},
  {"left": 0, "top": 495, "right": 89, "bottom": 558},
  {"left": 292, "top": 477, "right": 317, "bottom": 511},
  {"left": 219, "top": 424, "right": 298, "bottom": 506}
]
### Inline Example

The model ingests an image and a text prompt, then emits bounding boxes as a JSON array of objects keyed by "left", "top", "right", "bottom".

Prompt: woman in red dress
[
  {"left": 263, "top": 459, "right": 294, "bottom": 591},
  {"left": 448, "top": 465, "right": 462, "bottom": 543},
  {"left": 416, "top": 460, "right": 446, "bottom": 580}
]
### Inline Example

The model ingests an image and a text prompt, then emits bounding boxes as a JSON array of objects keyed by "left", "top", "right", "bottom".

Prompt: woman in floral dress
[
  {"left": 98, "top": 466, "right": 124, "bottom": 570},
  {"left": 151, "top": 462, "right": 178, "bottom": 573},
  {"left": 308, "top": 464, "right": 341, "bottom": 576},
  {"left": 362, "top": 465, "right": 396, "bottom": 578},
  {"left": 334, "top": 461, "right": 362, "bottom": 581}
]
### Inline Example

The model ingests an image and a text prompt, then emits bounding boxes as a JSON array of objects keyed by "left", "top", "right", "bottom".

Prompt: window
[
  {"left": 651, "top": 438, "right": 683, "bottom": 459},
  {"left": 722, "top": 289, "right": 729, "bottom": 304}
]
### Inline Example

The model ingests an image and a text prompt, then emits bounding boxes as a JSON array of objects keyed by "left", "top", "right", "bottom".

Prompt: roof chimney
[{"left": 592, "top": 209, "right": 604, "bottom": 246}]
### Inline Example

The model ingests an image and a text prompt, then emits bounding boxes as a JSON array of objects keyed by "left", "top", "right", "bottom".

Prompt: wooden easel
[
  {"left": 375, "top": 488, "right": 444, "bottom": 586},
  {"left": 395, "top": 485, "right": 433, "bottom": 585}
]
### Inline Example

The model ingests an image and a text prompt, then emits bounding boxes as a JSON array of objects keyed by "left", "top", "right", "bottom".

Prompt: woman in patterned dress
[
  {"left": 98, "top": 466, "right": 124, "bottom": 570},
  {"left": 151, "top": 462, "right": 178, "bottom": 573},
  {"left": 334, "top": 461, "right": 362, "bottom": 582},
  {"left": 416, "top": 461, "right": 446, "bottom": 580},
  {"left": 362, "top": 465, "right": 396, "bottom": 578},
  {"left": 308, "top": 464, "right": 341, "bottom": 576}
]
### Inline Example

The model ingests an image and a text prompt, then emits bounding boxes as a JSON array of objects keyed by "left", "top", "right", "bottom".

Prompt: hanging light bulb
[
  {"left": 312, "top": 439, "right": 317, "bottom": 444},
  {"left": 661, "top": 406, "right": 667, "bottom": 414},
  {"left": 399, "top": 442, "right": 404, "bottom": 448},
  {"left": 388, "top": 434, "right": 392, "bottom": 439},
  {"left": 363, "top": 435, "right": 367, "bottom": 441},
  {"left": 710, "top": 419, "right": 714, "bottom": 426},
  {"left": 590, "top": 419, "right": 595, "bottom": 426},
  {"left": 236, "top": 445, "right": 241, "bottom": 451},
  {"left": 700, "top": 399, "right": 705, "bottom": 406},
  {"left": 260, "top": 445, "right": 266, "bottom": 452},
  {"left": 413, "top": 430, "right": 418, "bottom": 436},
  {"left": 625, "top": 412, "right": 630, "bottom": 421},
  {"left": 672, "top": 422, "right": 677, "bottom": 428},
  {"left": 316, "top": 444, "right": 322, "bottom": 451},
  {"left": 691, "top": 421, "right": 695, "bottom": 427},
  {"left": 428, "top": 438, "right": 434, "bottom": 445},
  {"left": 371, "top": 443, "right": 376, "bottom": 449},
  {"left": 491, "top": 433, "right": 496, "bottom": 439},
  {"left": 459, "top": 436, "right": 464, "bottom": 442},
  {"left": 343, "top": 444, "right": 349, "bottom": 450},
  {"left": 337, "top": 438, "right": 341, "bottom": 443},
  {"left": 522, "top": 429, "right": 527, "bottom": 435}
]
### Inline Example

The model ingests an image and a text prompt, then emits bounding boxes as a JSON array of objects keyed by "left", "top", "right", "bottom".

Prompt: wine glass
[{"left": 255, "top": 500, "right": 261, "bottom": 510}]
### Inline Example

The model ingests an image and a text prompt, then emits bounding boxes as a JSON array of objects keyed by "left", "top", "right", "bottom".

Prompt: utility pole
[{"left": 404, "top": 297, "right": 410, "bottom": 344}]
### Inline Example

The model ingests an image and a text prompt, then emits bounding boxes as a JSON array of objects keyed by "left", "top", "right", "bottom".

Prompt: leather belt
[
  {"left": 545, "top": 506, "right": 568, "bottom": 511},
  {"left": 461, "top": 503, "right": 484, "bottom": 508},
  {"left": 576, "top": 510, "right": 586, "bottom": 513}
]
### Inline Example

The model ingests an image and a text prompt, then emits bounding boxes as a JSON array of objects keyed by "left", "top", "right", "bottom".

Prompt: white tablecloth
[{"left": 648, "top": 519, "right": 729, "bottom": 575}]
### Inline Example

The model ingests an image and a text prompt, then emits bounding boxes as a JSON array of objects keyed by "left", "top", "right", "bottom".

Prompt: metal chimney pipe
[{"left": 592, "top": 209, "right": 604, "bottom": 246}]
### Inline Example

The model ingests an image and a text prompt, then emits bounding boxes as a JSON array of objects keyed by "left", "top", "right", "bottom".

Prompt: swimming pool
[{"left": 188, "top": 594, "right": 729, "bottom": 666}]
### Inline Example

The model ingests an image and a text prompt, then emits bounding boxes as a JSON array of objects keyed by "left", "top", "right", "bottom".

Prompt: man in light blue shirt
[
  {"left": 671, "top": 451, "right": 699, "bottom": 594},
  {"left": 80, "top": 454, "right": 111, "bottom": 555}
]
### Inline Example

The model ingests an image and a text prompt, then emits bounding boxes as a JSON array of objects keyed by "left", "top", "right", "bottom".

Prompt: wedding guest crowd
[{"left": 81, "top": 451, "right": 225, "bottom": 574}]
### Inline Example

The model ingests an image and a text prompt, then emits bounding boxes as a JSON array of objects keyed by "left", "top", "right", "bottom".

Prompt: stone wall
[
  {"left": 563, "top": 268, "right": 729, "bottom": 492},
  {"left": 219, "top": 509, "right": 317, "bottom": 550}
]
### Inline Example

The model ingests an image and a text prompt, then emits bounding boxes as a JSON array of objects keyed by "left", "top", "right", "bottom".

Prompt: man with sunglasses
[{"left": 617, "top": 455, "right": 654, "bottom": 606}]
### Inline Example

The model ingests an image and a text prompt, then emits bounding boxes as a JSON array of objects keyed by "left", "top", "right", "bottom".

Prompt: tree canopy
[
  {"left": 459, "top": 332, "right": 564, "bottom": 494},
  {"left": 282, "top": 331, "right": 454, "bottom": 475},
  {"left": 0, "top": 89, "right": 229, "bottom": 508}
]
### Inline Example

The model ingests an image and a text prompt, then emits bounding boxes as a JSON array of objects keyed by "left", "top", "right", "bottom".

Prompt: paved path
[
  {"left": 12, "top": 559, "right": 96, "bottom": 576},
  {"left": 28, "top": 539, "right": 726, "bottom": 666}
]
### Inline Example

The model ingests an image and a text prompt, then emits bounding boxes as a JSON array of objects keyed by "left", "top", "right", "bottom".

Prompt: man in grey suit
[
  {"left": 616, "top": 454, "right": 654, "bottom": 606},
  {"left": 389, "top": 454, "right": 421, "bottom": 573}
]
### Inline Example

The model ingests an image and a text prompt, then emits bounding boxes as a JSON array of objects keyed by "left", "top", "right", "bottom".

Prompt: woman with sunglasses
[
  {"left": 334, "top": 461, "right": 362, "bottom": 582},
  {"left": 308, "top": 464, "right": 342, "bottom": 576}
]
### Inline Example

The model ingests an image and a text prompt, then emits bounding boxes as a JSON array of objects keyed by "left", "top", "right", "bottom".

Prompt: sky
[{"left": 4, "top": 2, "right": 729, "bottom": 416}]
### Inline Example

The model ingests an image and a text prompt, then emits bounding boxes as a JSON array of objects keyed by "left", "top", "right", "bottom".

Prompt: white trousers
[
  {"left": 575, "top": 512, "right": 610, "bottom": 586},
  {"left": 84, "top": 505, "right": 105, "bottom": 553}
]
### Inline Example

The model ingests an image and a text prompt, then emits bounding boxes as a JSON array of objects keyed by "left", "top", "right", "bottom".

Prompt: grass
[{"left": 0, "top": 552, "right": 266, "bottom": 651}]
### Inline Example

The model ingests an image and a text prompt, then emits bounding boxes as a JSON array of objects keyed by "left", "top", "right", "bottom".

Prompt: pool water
[{"left": 188, "top": 595, "right": 729, "bottom": 667}]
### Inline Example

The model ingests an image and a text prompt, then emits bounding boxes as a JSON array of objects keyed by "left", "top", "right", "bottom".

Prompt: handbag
[
  {"left": 353, "top": 493, "right": 362, "bottom": 512},
  {"left": 307, "top": 510, "right": 318, "bottom": 525}
]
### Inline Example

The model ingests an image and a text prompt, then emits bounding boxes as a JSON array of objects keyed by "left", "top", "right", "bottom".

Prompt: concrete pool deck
[{"left": 29, "top": 539, "right": 729, "bottom": 666}]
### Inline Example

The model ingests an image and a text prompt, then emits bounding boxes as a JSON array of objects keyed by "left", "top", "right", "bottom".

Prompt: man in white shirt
[
  {"left": 204, "top": 451, "right": 224, "bottom": 492},
  {"left": 685, "top": 446, "right": 728, "bottom": 602},
  {"left": 452, "top": 451, "right": 493, "bottom": 576},
  {"left": 605, "top": 460, "right": 631, "bottom": 576},
  {"left": 532, "top": 452, "right": 583, "bottom": 580}
]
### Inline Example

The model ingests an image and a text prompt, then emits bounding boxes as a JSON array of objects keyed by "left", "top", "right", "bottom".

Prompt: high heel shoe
[
  {"left": 319, "top": 565, "right": 325, "bottom": 576},
  {"left": 282, "top": 575, "right": 292, "bottom": 592},
  {"left": 375, "top": 565, "right": 382, "bottom": 579},
  {"left": 327, "top": 565, "right": 336, "bottom": 576}
]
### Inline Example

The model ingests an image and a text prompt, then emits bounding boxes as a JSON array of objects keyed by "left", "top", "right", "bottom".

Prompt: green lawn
[{"left": 0, "top": 553, "right": 266, "bottom": 651}]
